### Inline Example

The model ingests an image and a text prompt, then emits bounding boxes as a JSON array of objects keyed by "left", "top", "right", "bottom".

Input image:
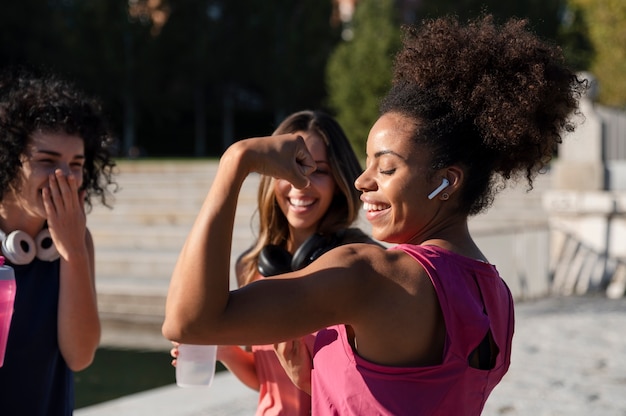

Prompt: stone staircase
[
  {"left": 90, "top": 161, "right": 552, "bottom": 351},
  {"left": 88, "top": 160, "right": 261, "bottom": 350}
]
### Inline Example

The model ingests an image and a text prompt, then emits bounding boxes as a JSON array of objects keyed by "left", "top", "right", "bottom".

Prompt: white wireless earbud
[{"left": 428, "top": 178, "right": 450, "bottom": 200}]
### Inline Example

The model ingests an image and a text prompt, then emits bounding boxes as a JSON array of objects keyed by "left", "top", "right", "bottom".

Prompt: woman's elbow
[
  {"left": 62, "top": 331, "right": 100, "bottom": 371},
  {"left": 66, "top": 350, "right": 97, "bottom": 372},
  {"left": 162, "top": 314, "right": 200, "bottom": 343},
  {"left": 162, "top": 317, "right": 184, "bottom": 342}
]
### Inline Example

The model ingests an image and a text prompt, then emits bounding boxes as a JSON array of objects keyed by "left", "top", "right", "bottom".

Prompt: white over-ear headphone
[
  {"left": 0, "top": 228, "right": 60, "bottom": 265},
  {"left": 428, "top": 178, "right": 450, "bottom": 200}
]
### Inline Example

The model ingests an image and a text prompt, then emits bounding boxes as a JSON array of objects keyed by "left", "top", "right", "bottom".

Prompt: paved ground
[
  {"left": 483, "top": 294, "right": 626, "bottom": 416},
  {"left": 76, "top": 294, "right": 626, "bottom": 416}
]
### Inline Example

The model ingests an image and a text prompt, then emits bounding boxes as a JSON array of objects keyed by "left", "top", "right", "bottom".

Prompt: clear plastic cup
[
  {"left": 176, "top": 344, "right": 217, "bottom": 388},
  {"left": 0, "top": 256, "right": 16, "bottom": 367}
]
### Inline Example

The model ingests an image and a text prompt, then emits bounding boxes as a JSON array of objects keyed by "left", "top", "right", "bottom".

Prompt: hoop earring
[
  {"left": 441, "top": 192, "right": 449, "bottom": 200},
  {"left": 0, "top": 228, "right": 60, "bottom": 265}
]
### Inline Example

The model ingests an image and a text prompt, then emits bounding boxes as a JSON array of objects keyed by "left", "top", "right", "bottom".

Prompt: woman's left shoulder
[{"left": 340, "top": 228, "right": 383, "bottom": 247}]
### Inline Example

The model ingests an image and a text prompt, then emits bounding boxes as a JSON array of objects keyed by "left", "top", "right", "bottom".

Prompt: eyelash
[
  {"left": 380, "top": 169, "right": 395, "bottom": 175},
  {"left": 37, "top": 159, "right": 83, "bottom": 168},
  {"left": 313, "top": 169, "right": 330, "bottom": 175}
]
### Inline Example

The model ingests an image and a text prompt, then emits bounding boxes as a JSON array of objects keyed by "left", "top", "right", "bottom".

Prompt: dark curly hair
[
  {"left": 0, "top": 67, "right": 117, "bottom": 210},
  {"left": 380, "top": 15, "right": 587, "bottom": 216}
]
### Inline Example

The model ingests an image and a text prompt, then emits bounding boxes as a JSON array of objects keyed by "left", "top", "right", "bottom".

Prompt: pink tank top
[{"left": 311, "top": 244, "right": 514, "bottom": 415}]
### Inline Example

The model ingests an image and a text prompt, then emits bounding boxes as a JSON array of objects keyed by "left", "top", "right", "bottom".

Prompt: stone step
[
  {"left": 113, "top": 160, "right": 219, "bottom": 173},
  {"left": 88, "top": 206, "right": 256, "bottom": 227},
  {"left": 90, "top": 224, "right": 192, "bottom": 248},
  {"left": 95, "top": 245, "right": 248, "bottom": 278},
  {"left": 98, "top": 284, "right": 166, "bottom": 318},
  {"left": 90, "top": 224, "right": 257, "bottom": 250},
  {"left": 95, "top": 248, "right": 178, "bottom": 277},
  {"left": 91, "top": 183, "right": 259, "bottom": 209}
]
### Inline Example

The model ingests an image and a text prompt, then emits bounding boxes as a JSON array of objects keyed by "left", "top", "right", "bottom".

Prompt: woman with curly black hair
[
  {"left": 163, "top": 15, "right": 586, "bottom": 415},
  {"left": 0, "top": 67, "right": 117, "bottom": 415}
]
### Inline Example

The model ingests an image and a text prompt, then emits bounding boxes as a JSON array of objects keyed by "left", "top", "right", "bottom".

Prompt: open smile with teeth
[
  {"left": 289, "top": 198, "right": 315, "bottom": 208},
  {"left": 363, "top": 202, "right": 390, "bottom": 211}
]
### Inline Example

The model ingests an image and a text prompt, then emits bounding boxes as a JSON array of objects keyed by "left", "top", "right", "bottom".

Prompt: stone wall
[{"left": 546, "top": 73, "right": 626, "bottom": 298}]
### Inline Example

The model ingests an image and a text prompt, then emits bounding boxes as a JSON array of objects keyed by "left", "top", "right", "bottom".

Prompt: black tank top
[{"left": 0, "top": 258, "right": 73, "bottom": 415}]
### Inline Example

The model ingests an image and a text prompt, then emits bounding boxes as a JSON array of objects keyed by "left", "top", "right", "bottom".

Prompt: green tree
[
  {"left": 149, "top": 0, "right": 340, "bottom": 156},
  {"left": 557, "top": 2, "right": 594, "bottom": 72},
  {"left": 0, "top": 0, "right": 344, "bottom": 157},
  {"left": 326, "top": 0, "right": 400, "bottom": 157},
  {"left": 566, "top": 0, "right": 626, "bottom": 107},
  {"left": 416, "top": 0, "right": 564, "bottom": 41}
]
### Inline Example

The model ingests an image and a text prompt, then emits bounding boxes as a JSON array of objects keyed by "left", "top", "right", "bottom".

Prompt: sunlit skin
[
  {"left": 0, "top": 131, "right": 100, "bottom": 371},
  {"left": 171, "top": 131, "right": 338, "bottom": 394},
  {"left": 355, "top": 112, "right": 476, "bottom": 253},
  {"left": 274, "top": 131, "right": 336, "bottom": 250},
  {"left": 163, "top": 114, "right": 487, "bottom": 371},
  {"left": 356, "top": 113, "right": 439, "bottom": 244},
  {"left": 162, "top": 13, "right": 578, "bottom": 410}
]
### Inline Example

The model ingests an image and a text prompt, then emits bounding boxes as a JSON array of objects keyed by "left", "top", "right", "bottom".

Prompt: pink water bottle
[{"left": 0, "top": 256, "right": 16, "bottom": 367}]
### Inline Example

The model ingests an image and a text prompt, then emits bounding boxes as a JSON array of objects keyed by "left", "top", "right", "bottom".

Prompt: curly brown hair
[
  {"left": 0, "top": 67, "right": 118, "bottom": 210},
  {"left": 381, "top": 15, "right": 586, "bottom": 215}
]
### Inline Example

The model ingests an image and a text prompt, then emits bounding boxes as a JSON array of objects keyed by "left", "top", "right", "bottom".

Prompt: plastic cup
[
  {"left": 0, "top": 257, "right": 16, "bottom": 367},
  {"left": 176, "top": 344, "right": 217, "bottom": 388}
]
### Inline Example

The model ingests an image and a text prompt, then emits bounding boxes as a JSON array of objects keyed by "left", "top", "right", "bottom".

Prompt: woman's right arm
[
  {"left": 217, "top": 345, "right": 260, "bottom": 391},
  {"left": 162, "top": 135, "right": 316, "bottom": 345}
]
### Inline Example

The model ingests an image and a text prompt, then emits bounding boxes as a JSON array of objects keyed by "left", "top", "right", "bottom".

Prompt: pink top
[
  {"left": 311, "top": 244, "right": 514, "bottom": 415},
  {"left": 252, "top": 334, "right": 315, "bottom": 416}
]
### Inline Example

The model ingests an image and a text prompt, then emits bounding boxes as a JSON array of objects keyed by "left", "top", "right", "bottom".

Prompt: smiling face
[
  {"left": 273, "top": 130, "right": 336, "bottom": 245},
  {"left": 2, "top": 131, "right": 85, "bottom": 225},
  {"left": 355, "top": 112, "right": 444, "bottom": 244}
]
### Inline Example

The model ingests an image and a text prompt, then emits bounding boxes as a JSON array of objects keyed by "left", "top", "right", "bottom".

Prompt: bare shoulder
[
  {"left": 321, "top": 241, "right": 388, "bottom": 268},
  {"left": 334, "top": 242, "right": 422, "bottom": 272},
  {"left": 316, "top": 243, "right": 442, "bottom": 366},
  {"left": 327, "top": 244, "right": 437, "bottom": 323},
  {"left": 340, "top": 228, "right": 384, "bottom": 247},
  {"left": 318, "top": 242, "right": 425, "bottom": 289}
]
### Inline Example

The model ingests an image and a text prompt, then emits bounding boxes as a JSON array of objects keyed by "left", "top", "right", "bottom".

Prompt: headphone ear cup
[
  {"left": 35, "top": 229, "right": 60, "bottom": 262},
  {"left": 1, "top": 230, "right": 37, "bottom": 265},
  {"left": 291, "top": 233, "right": 340, "bottom": 272},
  {"left": 257, "top": 245, "right": 294, "bottom": 277}
]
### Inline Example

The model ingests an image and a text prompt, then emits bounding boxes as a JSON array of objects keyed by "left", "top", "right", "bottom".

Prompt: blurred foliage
[
  {"left": 565, "top": 0, "right": 626, "bottom": 107},
  {"left": 0, "top": 0, "right": 339, "bottom": 157},
  {"left": 416, "top": 0, "right": 565, "bottom": 40},
  {"left": 326, "top": 0, "right": 400, "bottom": 157},
  {"left": 1, "top": 0, "right": 622, "bottom": 157},
  {"left": 558, "top": 1, "right": 595, "bottom": 72}
]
